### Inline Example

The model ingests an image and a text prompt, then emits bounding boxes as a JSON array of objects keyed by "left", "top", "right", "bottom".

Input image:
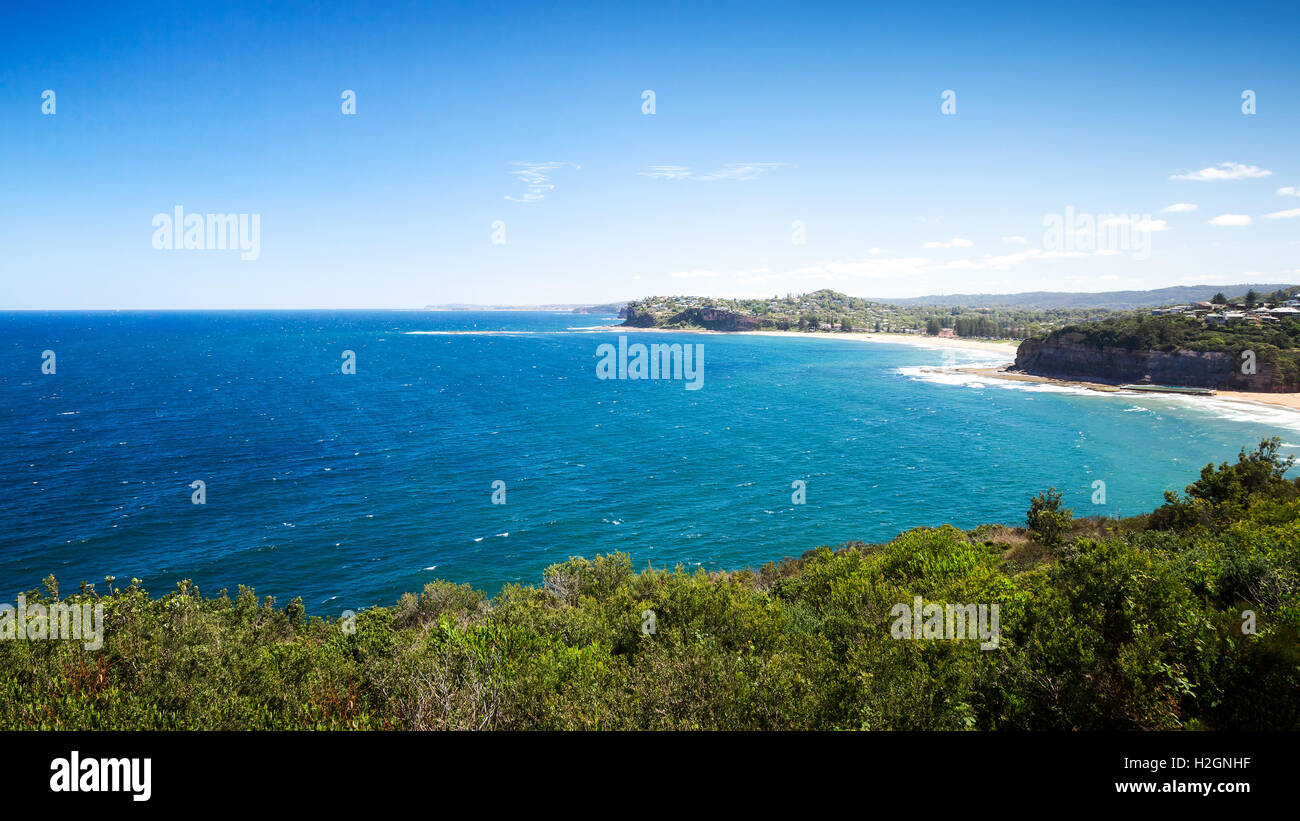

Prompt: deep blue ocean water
[{"left": 2, "top": 310, "right": 1297, "bottom": 613}]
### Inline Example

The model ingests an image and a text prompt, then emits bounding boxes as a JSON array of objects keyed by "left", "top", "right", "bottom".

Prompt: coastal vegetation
[
  {"left": 2, "top": 440, "right": 1297, "bottom": 731},
  {"left": 882, "top": 283, "right": 1297, "bottom": 311},
  {"left": 623, "top": 290, "right": 1113, "bottom": 338},
  {"left": 1016, "top": 314, "right": 1300, "bottom": 391},
  {"left": 1049, "top": 313, "right": 1300, "bottom": 357}
]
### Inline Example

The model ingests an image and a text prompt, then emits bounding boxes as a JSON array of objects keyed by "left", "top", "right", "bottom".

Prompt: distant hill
[{"left": 874, "top": 284, "right": 1296, "bottom": 310}]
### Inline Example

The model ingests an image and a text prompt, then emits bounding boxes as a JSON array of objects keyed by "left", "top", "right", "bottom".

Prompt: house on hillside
[{"left": 1207, "top": 312, "right": 1248, "bottom": 325}]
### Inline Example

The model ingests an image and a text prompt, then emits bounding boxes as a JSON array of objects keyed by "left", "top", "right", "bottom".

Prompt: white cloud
[
  {"left": 637, "top": 165, "right": 693, "bottom": 180},
  {"left": 639, "top": 163, "right": 789, "bottom": 182},
  {"left": 921, "top": 237, "right": 974, "bottom": 249},
  {"left": 826, "top": 257, "right": 931, "bottom": 278},
  {"left": 1209, "top": 214, "right": 1252, "bottom": 226},
  {"left": 733, "top": 269, "right": 780, "bottom": 284},
  {"left": 1171, "top": 162, "right": 1272, "bottom": 181},
  {"left": 667, "top": 269, "right": 721, "bottom": 279},
  {"left": 1263, "top": 208, "right": 1300, "bottom": 220},
  {"left": 506, "top": 161, "right": 579, "bottom": 202},
  {"left": 938, "top": 248, "right": 1095, "bottom": 271},
  {"left": 698, "top": 163, "right": 789, "bottom": 181},
  {"left": 798, "top": 247, "right": 1114, "bottom": 280},
  {"left": 1102, "top": 216, "right": 1169, "bottom": 232},
  {"left": 786, "top": 256, "right": 931, "bottom": 280},
  {"left": 1277, "top": 186, "right": 1300, "bottom": 197},
  {"left": 1161, "top": 203, "right": 1198, "bottom": 212},
  {"left": 1001, "top": 235, "right": 1028, "bottom": 245}
]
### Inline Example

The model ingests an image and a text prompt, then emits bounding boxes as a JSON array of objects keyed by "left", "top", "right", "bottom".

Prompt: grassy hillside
[
  {"left": 3, "top": 440, "right": 1297, "bottom": 730},
  {"left": 625, "top": 290, "right": 1113, "bottom": 338}
]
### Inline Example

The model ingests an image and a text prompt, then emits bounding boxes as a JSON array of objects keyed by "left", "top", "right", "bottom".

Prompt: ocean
[{"left": 1, "top": 310, "right": 1295, "bottom": 613}]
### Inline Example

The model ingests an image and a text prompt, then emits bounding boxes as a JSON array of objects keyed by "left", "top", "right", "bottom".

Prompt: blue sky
[{"left": 2, "top": 0, "right": 1298, "bottom": 308}]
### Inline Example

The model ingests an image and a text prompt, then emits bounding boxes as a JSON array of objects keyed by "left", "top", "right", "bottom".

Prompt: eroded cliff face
[
  {"left": 621, "top": 306, "right": 656, "bottom": 327},
  {"left": 1014, "top": 333, "right": 1293, "bottom": 392},
  {"left": 622, "top": 306, "right": 761, "bottom": 331}
]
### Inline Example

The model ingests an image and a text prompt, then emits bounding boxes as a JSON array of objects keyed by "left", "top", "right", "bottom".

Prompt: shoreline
[
  {"left": 956, "top": 365, "right": 1300, "bottom": 413},
  {"left": 607, "top": 324, "right": 1022, "bottom": 355},
  {"left": 588, "top": 323, "right": 1300, "bottom": 413}
]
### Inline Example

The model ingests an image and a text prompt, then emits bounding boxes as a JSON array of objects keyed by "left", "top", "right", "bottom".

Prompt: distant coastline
[
  {"left": 608, "top": 323, "right": 1020, "bottom": 355},
  {"left": 603, "top": 319, "right": 1300, "bottom": 413}
]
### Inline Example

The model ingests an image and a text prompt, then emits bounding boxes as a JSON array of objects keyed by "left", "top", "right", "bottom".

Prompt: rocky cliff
[
  {"left": 622, "top": 306, "right": 761, "bottom": 331},
  {"left": 1014, "top": 332, "right": 1294, "bottom": 392}
]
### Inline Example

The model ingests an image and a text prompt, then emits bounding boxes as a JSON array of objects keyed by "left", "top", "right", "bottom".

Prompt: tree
[
  {"left": 1212, "top": 292, "right": 1228, "bottom": 305},
  {"left": 925, "top": 317, "right": 942, "bottom": 335},
  {"left": 1245, "top": 290, "right": 1260, "bottom": 309},
  {"left": 1026, "top": 487, "right": 1073, "bottom": 545},
  {"left": 1149, "top": 437, "right": 1300, "bottom": 531}
]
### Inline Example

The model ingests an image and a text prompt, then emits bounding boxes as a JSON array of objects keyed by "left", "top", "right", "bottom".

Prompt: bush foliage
[{"left": 3, "top": 440, "right": 1297, "bottom": 730}]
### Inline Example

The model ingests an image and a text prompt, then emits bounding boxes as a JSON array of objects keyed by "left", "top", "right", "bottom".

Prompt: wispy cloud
[
  {"left": 506, "top": 161, "right": 579, "bottom": 202},
  {"left": 936, "top": 248, "right": 1111, "bottom": 271},
  {"left": 785, "top": 257, "right": 931, "bottom": 280},
  {"left": 1102, "top": 216, "right": 1169, "bottom": 232},
  {"left": 1277, "top": 186, "right": 1300, "bottom": 197},
  {"left": 922, "top": 237, "right": 974, "bottom": 249},
  {"left": 779, "top": 245, "right": 1124, "bottom": 283},
  {"left": 1171, "top": 162, "right": 1272, "bottom": 181},
  {"left": 733, "top": 269, "right": 780, "bottom": 284},
  {"left": 638, "top": 165, "right": 694, "bottom": 181},
  {"left": 1001, "top": 235, "right": 1028, "bottom": 245},
  {"left": 1161, "top": 203, "right": 1198, "bottom": 212},
  {"left": 1209, "top": 213, "right": 1252, "bottom": 226},
  {"left": 1263, "top": 208, "right": 1300, "bottom": 220},
  {"left": 639, "top": 162, "right": 790, "bottom": 182},
  {"left": 667, "top": 269, "right": 721, "bottom": 279}
]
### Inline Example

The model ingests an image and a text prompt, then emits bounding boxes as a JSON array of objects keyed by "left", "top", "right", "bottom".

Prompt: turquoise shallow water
[{"left": 1, "top": 310, "right": 1296, "bottom": 613}]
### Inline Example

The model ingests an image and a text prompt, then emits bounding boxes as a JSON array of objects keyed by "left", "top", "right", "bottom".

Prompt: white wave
[
  {"left": 1182, "top": 397, "right": 1300, "bottom": 432},
  {"left": 899, "top": 366, "right": 1081, "bottom": 393},
  {"left": 901, "top": 367, "right": 1300, "bottom": 431}
]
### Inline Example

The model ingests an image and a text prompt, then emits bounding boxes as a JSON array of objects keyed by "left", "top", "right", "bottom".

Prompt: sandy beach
[
  {"left": 600, "top": 323, "right": 1300, "bottom": 413},
  {"left": 1183, "top": 389, "right": 1300, "bottom": 411},
  {"left": 957, "top": 366, "right": 1300, "bottom": 412},
  {"left": 604, "top": 324, "right": 1021, "bottom": 355},
  {"left": 746, "top": 330, "right": 1021, "bottom": 355}
]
